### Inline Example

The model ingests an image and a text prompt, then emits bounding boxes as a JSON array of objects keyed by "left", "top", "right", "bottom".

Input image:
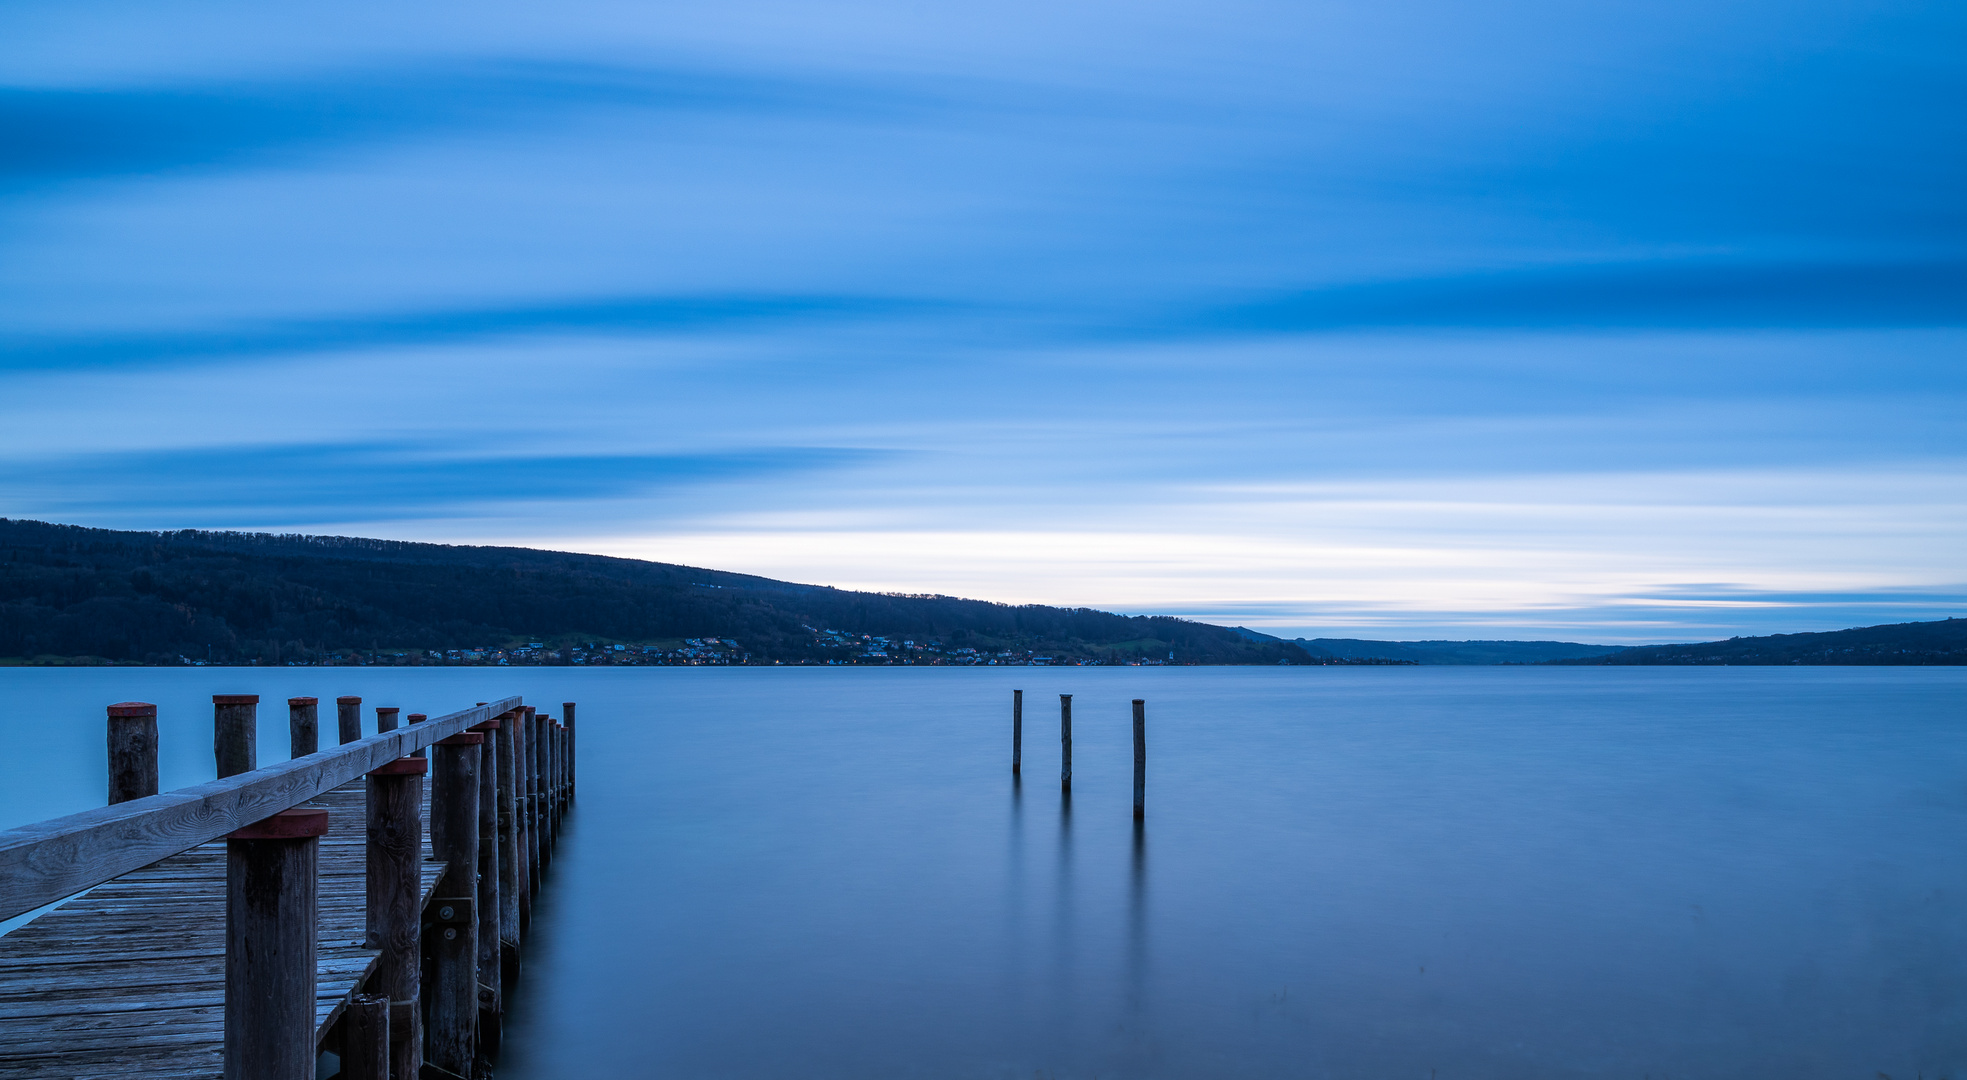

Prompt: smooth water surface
[{"left": 3, "top": 667, "right": 1965, "bottom": 1078}]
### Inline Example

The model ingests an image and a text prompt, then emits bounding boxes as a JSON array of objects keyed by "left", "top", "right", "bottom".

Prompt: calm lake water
[{"left": 4, "top": 666, "right": 1966, "bottom": 1078}]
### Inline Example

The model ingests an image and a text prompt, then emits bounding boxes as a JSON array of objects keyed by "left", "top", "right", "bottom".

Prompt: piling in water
[
  {"left": 1012, "top": 689, "right": 1023, "bottom": 775},
  {"left": 1132, "top": 699, "right": 1146, "bottom": 820},
  {"left": 107, "top": 702, "right": 159, "bottom": 805},
  {"left": 1060, "top": 694, "right": 1073, "bottom": 792},
  {"left": 212, "top": 695, "right": 258, "bottom": 780}
]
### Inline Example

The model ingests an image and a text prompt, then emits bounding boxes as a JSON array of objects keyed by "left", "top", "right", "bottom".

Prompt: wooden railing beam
[{"left": 0, "top": 696, "right": 522, "bottom": 921}]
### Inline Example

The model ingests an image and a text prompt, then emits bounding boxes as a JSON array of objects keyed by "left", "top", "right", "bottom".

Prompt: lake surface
[{"left": 3, "top": 666, "right": 1966, "bottom": 1078}]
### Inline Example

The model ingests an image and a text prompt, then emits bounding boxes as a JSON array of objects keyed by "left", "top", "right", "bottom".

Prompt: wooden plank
[{"left": 0, "top": 697, "right": 519, "bottom": 921}]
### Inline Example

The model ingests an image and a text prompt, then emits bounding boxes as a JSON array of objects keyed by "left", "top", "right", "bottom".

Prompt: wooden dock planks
[{"left": 0, "top": 780, "right": 448, "bottom": 1080}]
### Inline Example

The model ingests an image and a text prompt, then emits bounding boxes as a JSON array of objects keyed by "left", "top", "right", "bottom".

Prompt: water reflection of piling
[{"left": 1127, "top": 818, "right": 1147, "bottom": 1016}]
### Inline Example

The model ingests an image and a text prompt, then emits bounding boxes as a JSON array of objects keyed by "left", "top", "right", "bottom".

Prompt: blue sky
[{"left": 1, "top": 0, "right": 1962, "bottom": 642}]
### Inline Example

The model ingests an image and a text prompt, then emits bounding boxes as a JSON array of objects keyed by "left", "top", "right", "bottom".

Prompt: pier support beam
[
  {"left": 337, "top": 696, "right": 363, "bottom": 745},
  {"left": 523, "top": 707, "right": 542, "bottom": 905},
  {"left": 469, "top": 716, "right": 504, "bottom": 1043},
  {"left": 213, "top": 695, "right": 258, "bottom": 780},
  {"left": 288, "top": 697, "right": 318, "bottom": 758},
  {"left": 107, "top": 702, "right": 159, "bottom": 805},
  {"left": 366, "top": 756, "right": 425, "bottom": 1080},
  {"left": 494, "top": 710, "right": 522, "bottom": 975},
  {"left": 344, "top": 993, "right": 390, "bottom": 1080},
  {"left": 428, "top": 732, "right": 483, "bottom": 1077},
  {"left": 561, "top": 701, "right": 577, "bottom": 797},
  {"left": 224, "top": 807, "right": 328, "bottom": 1080}
]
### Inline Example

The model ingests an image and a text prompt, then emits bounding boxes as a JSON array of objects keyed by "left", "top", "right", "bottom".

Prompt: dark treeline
[
  {"left": 0, "top": 519, "right": 1312, "bottom": 666},
  {"left": 1550, "top": 617, "right": 1967, "bottom": 665}
]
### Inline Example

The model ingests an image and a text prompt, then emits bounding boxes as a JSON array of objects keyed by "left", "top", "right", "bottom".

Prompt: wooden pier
[{"left": 0, "top": 694, "right": 576, "bottom": 1079}]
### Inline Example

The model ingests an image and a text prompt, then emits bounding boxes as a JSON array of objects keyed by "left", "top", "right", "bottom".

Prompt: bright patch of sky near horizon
[{"left": 1, "top": 0, "right": 1962, "bottom": 642}]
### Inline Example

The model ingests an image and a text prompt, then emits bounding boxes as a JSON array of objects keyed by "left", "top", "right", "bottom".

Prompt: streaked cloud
[{"left": 0, "top": 0, "right": 1961, "bottom": 640}]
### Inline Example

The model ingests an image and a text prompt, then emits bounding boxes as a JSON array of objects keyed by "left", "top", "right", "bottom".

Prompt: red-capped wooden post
[
  {"left": 213, "top": 695, "right": 258, "bottom": 779},
  {"left": 408, "top": 712, "right": 427, "bottom": 758},
  {"left": 107, "top": 702, "right": 159, "bottom": 805},
  {"left": 366, "top": 755, "right": 425, "bottom": 1079},
  {"left": 224, "top": 806, "right": 328, "bottom": 1080},
  {"left": 375, "top": 706, "right": 400, "bottom": 733},
  {"left": 288, "top": 696, "right": 318, "bottom": 758},
  {"left": 337, "top": 696, "right": 363, "bottom": 745},
  {"left": 428, "top": 731, "right": 483, "bottom": 1076}
]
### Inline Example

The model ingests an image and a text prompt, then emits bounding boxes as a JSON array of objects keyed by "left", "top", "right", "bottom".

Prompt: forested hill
[
  {"left": 1550, "top": 617, "right": 1967, "bottom": 665},
  {"left": 0, "top": 519, "right": 1312, "bottom": 666}
]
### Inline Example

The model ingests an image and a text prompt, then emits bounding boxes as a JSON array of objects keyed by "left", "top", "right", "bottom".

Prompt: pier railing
[{"left": 0, "top": 692, "right": 578, "bottom": 1080}]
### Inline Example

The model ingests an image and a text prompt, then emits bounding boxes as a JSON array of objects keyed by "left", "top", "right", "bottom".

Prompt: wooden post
[
  {"left": 224, "top": 806, "right": 328, "bottom": 1080},
  {"left": 514, "top": 709, "right": 534, "bottom": 928},
  {"left": 366, "top": 756, "right": 425, "bottom": 1080},
  {"left": 562, "top": 701, "right": 577, "bottom": 797},
  {"left": 213, "top": 695, "right": 258, "bottom": 780},
  {"left": 106, "top": 702, "right": 159, "bottom": 805},
  {"left": 344, "top": 993, "right": 390, "bottom": 1080},
  {"left": 524, "top": 707, "right": 542, "bottom": 899},
  {"left": 375, "top": 706, "right": 400, "bottom": 733},
  {"left": 428, "top": 733, "right": 482, "bottom": 1077},
  {"left": 337, "top": 696, "right": 363, "bottom": 745},
  {"left": 545, "top": 717, "right": 560, "bottom": 845},
  {"left": 1059, "top": 694, "right": 1072, "bottom": 792},
  {"left": 469, "top": 717, "right": 503, "bottom": 1041},
  {"left": 287, "top": 697, "right": 318, "bottom": 758},
  {"left": 1132, "top": 699, "right": 1146, "bottom": 820},
  {"left": 1012, "top": 690, "right": 1023, "bottom": 775},
  {"left": 494, "top": 710, "right": 522, "bottom": 968},
  {"left": 539, "top": 713, "right": 555, "bottom": 863},
  {"left": 407, "top": 712, "right": 428, "bottom": 759}
]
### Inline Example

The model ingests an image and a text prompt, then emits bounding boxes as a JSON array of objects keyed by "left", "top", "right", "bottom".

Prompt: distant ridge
[
  {"left": 0, "top": 519, "right": 1310, "bottom": 666},
  {"left": 1293, "top": 638, "right": 1628, "bottom": 665},
  {"left": 1549, "top": 618, "right": 1967, "bottom": 665}
]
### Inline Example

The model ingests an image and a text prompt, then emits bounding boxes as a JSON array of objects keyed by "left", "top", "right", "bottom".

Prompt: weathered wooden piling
[
  {"left": 224, "top": 806, "right": 327, "bottom": 1080},
  {"left": 213, "top": 694, "right": 258, "bottom": 779},
  {"left": 1060, "top": 694, "right": 1073, "bottom": 792},
  {"left": 366, "top": 755, "right": 425, "bottom": 1079},
  {"left": 288, "top": 696, "right": 319, "bottom": 757},
  {"left": 106, "top": 701, "right": 158, "bottom": 805},
  {"left": 469, "top": 715, "right": 504, "bottom": 1039},
  {"left": 1132, "top": 699, "right": 1146, "bottom": 820},
  {"left": 428, "top": 732, "right": 483, "bottom": 1077},
  {"left": 494, "top": 708, "right": 523, "bottom": 969},
  {"left": 408, "top": 711, "right": 428, "bottom": 759},
  {"left": 337, "top": 695, "right": 363, "bottom": 744},
  {"left": 375, "top": 706, "right": 400, "bottom": 732},
  {"left": 344, "top": 993, "right": 390, "bottom": 1080},
  {"left": 1012, "top": 689, "right": 1023, "bottom": 775},
  {"left": 524, "top": 706, "right": 543, "bottom": 900},
  {"left": 562, "top": 700, "right": 578, "bottom": 794}
]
